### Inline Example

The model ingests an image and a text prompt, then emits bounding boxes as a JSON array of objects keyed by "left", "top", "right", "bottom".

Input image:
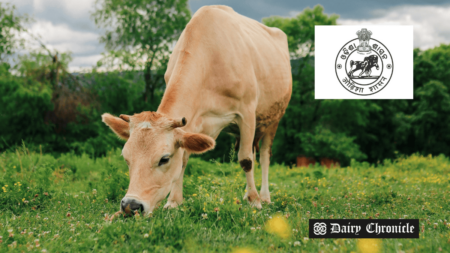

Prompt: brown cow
[{"left": 102, "top": 5, "right": 292, "bottom": 215}]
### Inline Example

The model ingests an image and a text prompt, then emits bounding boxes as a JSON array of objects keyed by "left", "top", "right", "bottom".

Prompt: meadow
[{"left": 1, "top": 145, "right": 450, "bottom": 252}]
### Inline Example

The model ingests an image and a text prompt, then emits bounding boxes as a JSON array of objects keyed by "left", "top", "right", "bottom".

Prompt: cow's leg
[
  {"left": 259, "top": 122, "right": 279, "bottom": 204},
  {"left": 237, "top": 112, "right": 261, "bottom": 209},
  {"left": 164, "top": 151, "right": 190, "bottom": 209},
  {"left": 243, "top": 147, "right": 257, "bottom": 200}
]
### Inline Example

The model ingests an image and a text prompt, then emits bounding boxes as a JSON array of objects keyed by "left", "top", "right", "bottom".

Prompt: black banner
[{"left": 309, "top": 219, "right": 419, "bottom": 238}]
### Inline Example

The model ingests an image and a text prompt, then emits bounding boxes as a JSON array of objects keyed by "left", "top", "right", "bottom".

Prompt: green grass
[{"left": 1, "top": 146, "right": 450, "bottom": 252}]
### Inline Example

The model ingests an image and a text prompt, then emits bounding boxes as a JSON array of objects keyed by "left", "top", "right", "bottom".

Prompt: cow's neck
[
  {"left": 157, "top": 75, "right": 209, "bottom": 135},
  {"left": 157, "top": 86, "right": 230, "bottom": 138},
  {"left": 157, "top": 53, "right": 232, "bottom": 138}
]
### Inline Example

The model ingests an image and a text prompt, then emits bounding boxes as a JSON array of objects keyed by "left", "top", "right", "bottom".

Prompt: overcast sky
[{"left": 4, "top": 0, "right": 450, "bottom": 72}]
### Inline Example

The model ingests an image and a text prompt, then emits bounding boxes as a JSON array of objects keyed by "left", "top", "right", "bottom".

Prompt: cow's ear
[
  {"left": 102, "top": 113, "right": 130, "bottom": 140},
  {"left": 175, "top": 130, "right": 215, "bottom": 154}
]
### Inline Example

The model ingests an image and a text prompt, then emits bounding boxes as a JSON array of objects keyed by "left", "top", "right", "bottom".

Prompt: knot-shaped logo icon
[{"left": 313, "top": 222, "right": 327, "bottom": 235}]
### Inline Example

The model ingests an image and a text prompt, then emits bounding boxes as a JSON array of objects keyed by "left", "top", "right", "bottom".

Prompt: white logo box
[{"left": 315, "top": 25, "right": 413, "bottom": 99}]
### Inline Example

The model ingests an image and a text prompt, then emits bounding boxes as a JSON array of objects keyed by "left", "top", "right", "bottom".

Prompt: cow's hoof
[
  {"left": 250, "top": 200, "right": 262, "bottom": 209},
  {"left": 246, "top": 190, "right": 262, "bottom": 209},
  {"left": 163, "top": 200, "right": 181, "bottom": 209},
  {"left": 260, "top": 191, "right": 271, "bottom": 204}
]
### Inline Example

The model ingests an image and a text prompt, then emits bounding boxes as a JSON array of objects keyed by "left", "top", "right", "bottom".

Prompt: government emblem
[{"left": 335, "top": 28, "right": 394, "bottom": 96}]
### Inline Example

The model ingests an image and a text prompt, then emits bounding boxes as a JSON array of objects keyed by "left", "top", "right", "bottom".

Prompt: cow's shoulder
[
  {"left": 190, "top": 5, "right": 237, "bottom": 25},
  {"left": 189, "top": 5, "right": 286, "bottom": 43},
  {"left": 197, "top": 5, "right": 235, "bottom": 14},
  {"left": 257, "top": 23, "right": 287, "bottom": 42}
]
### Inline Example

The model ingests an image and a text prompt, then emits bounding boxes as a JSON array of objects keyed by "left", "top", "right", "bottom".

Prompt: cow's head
[{"left": 101, "top": 112, "right": 215, "bottom": 215}]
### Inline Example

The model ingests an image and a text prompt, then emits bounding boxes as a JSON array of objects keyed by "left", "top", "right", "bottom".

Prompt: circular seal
[{"left": 335, "top": 38, "right": 393, "bottom": 96}]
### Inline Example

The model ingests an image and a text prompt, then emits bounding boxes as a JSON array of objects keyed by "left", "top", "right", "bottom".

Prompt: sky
[{"left": 4, "top": 0, "right": 450, "bottom": 72}]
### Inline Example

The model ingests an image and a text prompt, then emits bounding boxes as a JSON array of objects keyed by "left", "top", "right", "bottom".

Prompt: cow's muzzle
[{"left": 121, "top": 197, "right": 144, "bottom": 215}]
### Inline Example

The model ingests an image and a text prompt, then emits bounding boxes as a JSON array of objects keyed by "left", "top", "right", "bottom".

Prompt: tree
[
  {"left": 400, "top": 44, "right": 450, "bottom": 156},
  {"left": 0, "top": 3, "right": 29, "bottom": 62},
  {"left": 263, "top": 5, "right": 338, "bottom": 59},
  {"left": 92, "top": 0, "right": 191, "bottom": 105}
]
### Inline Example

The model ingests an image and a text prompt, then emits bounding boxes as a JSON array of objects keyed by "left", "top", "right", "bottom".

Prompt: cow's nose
[{"left": 121, "top": 198, "right": 144, "bottom": 215}]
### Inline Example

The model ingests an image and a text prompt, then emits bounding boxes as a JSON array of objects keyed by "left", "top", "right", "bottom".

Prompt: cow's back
[{"left": 162, "top": 5, "right": 291, "bottom": 128}]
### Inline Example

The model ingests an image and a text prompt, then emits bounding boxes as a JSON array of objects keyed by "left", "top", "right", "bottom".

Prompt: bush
[
  {"left": 0, "top": 67, "right": 54, "bottom": 150},
  {"left": 297, "top": 126, "right": 367, "bottom": 165}
]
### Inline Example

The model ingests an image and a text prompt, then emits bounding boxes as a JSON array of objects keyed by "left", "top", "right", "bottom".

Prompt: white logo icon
[{"left": 314, "top": 222, "right": 327, "bottom": 235}]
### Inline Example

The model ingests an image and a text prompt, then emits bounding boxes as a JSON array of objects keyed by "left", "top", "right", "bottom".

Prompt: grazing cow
[
  {"left": 101, "top": 5, "right": 292, "bottom": 215},
  {"left": 348, "top": 55, "right": 379, "bottom": 77}
]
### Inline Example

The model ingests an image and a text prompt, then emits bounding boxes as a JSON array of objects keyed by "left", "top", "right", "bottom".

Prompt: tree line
[{"left": 0, "top": 2, "right": 449, "bottom": 166}]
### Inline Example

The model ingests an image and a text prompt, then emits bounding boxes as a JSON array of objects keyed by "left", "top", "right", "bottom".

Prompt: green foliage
[
  {"left": 265, "top": 6, "right": 370, "bottom": 166},
  {"left": 263, "top": 5, "right": 338, "bottom": 57},
  {"left": 1, "top": 2, "right": 450, "bottom": 167},
  {"left": 0, "top": 69, "right": 53, "bottom": 150},
  {"left": 263, "top": 6, "right": 450, "bottom": 165},
  {"left": 0, "top": 3, "right": 29, "bottom": 61},
  {"left": 68, "top": 70, "right": 165, "bottom": 156},
  {"left": 0, "top": 48, "right": 107, "bottom": 154},
  {"left": 298, "top": 126, "right": 366, "bottom": 164},
  {"left": 15, "top": 50, "right": 73, "bottom": 78},
  {"left": 0, "top": 45, "right": 167, "bottom": 156},
  {"left": 92, "top": 0, "right": 191, "bottom": 104},
  {"left": 195, "top": 132, "right": 235, "bottom": 163},
  {"left": 86, "top": 70, "right": 157, "bottom": 113},
  {"left": 92, "top": 0, "right": 190, "bottom": 52},
  {"left": 361, "top": 44, "right": 450, "bottom": 162},
  {"left": 406, "top": 45, "right": 450, "bottom": 155},
  {"left": 410, "top": 80, "right": 450, "bottom": 153}
]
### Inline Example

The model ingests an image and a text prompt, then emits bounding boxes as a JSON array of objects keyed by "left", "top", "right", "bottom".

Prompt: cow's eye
[{"left": 158, "top": 156, "right": 170, "bottom": 166}]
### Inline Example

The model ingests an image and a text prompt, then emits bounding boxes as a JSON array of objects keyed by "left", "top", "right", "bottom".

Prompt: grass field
[{"left": 1, "top": 146, "right": 450, "bottom": 252}]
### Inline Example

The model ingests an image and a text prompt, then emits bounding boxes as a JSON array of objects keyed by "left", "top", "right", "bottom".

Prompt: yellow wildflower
[
  {"left": 265, "top": 214, "right": 291, "bottom": 239},
  {"left": 232, "top": 248, "right": 255, "bottom": 253},
  {"left": 357, "top": 239, "right": 381, "bottom": 253}
]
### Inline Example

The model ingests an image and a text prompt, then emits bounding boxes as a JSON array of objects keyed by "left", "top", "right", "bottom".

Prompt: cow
[
  {"left": 347, "top": 55, "right": 379, "bottom": 77},
  {"left": 101, "top": 5, "right": 292, "bottom": 215}
]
